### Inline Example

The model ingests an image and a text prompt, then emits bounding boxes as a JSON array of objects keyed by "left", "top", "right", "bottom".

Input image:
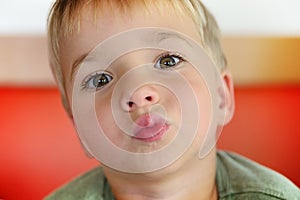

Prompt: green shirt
[{"left": 45, "top": 151, "right": 299, "bottom": 200}]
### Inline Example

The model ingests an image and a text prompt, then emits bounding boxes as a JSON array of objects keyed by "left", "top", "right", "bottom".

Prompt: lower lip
[{"left": 133, "top": 123, "right": 169, "bottom": 143}]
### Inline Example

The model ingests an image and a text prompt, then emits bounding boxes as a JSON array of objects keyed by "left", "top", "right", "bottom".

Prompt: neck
[{"left": 103, "top": 149, "right": 218, "bottom": 200}]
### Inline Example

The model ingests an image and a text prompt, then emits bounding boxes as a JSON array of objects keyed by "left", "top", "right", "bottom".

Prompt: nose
[{"left": 122, "top": 86, "right": 159, "bottom": 112}]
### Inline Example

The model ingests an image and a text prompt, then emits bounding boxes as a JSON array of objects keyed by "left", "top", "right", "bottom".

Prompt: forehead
[{"left": 59, "top": 2, "right": 202, "bottom": 82}]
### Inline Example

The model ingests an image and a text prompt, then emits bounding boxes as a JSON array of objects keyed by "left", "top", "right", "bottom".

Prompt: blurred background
[{"left": 0, "top": 0, "right": 299, "bottom": 199}]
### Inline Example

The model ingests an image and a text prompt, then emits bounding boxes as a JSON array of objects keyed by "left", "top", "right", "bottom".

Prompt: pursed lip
[{"left": 132, "top": 113, "right": 169, "bottom": 142}]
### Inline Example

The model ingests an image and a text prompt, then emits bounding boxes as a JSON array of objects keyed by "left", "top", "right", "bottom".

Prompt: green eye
[
  {"left": 155, "top": 53, "right": 183, "bottom": 70},
  {"left": 82, "top": 72, "right": 113, "bottom": 90}
]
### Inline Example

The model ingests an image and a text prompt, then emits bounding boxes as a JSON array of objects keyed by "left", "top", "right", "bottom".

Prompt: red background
[{"left": 0, "top": 86, "right": 299, "bottom": 199}]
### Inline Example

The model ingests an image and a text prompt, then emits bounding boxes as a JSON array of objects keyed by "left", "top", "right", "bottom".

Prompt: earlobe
[{"left": 220, "top": 69, "right": 235, "bottom": 125}]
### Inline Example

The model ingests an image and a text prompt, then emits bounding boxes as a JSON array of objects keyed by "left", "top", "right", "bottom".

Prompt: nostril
[
  {"left": 145, "top": 96, "right": 152, "bottom": 101},
  {"left": 127, "top": 101, "right": 134, "bottom": 108}
]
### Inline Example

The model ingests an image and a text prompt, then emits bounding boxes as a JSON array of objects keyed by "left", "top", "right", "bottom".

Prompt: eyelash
[
  {"left": 81, "top": 52, "right": 186, "bottom": 91},
  {"left": 154, "top": 52, "right": 185, "bottom": 70},
  {"left": 81, "top": 71, "right": 113, "bottom": 91}
]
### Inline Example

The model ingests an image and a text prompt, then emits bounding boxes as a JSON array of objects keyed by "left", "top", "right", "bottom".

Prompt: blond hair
[{"left": 47, "top": 0, "right": 227, "bottom": 114}]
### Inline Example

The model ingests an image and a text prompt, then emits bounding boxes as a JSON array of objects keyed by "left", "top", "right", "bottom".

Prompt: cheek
[
  {"left": 95, "top": 93, "right": 122, "bottom": 142},
  {"left": 196, "top": 85, "right": 212, "bottom": 132},
  {"left": 184, "top": 71, "right": 213, "bottom": 139},
  {"left": 158, "top": 86, "right": 182, "bottom": 127},
  {"left": 95, "top": 99, "right": 113, "bottom": 128},
  {"left": 163, "top": 94, "right": 182, "bottom": 125}
]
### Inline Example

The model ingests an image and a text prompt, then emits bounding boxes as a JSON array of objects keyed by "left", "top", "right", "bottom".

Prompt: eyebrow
[
  {"left": 154, "top": 32, "right": 193, "bottom": 47},
  {"left": 70, "top": 53, "right": 89, "bottom": 82},
  {"left": 69, "top": 32, "right": 192, "bottom": 82}
]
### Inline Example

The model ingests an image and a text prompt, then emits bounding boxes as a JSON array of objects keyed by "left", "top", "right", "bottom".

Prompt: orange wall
[
  {"left": 0, "top": 36, "right": 299, "bottom": 85},
  {"left": 223, "top": 37, "right": 300, "bottom": 85}
]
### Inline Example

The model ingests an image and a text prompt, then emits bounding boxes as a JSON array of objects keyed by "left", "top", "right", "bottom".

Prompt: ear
[{"left": 220, "top": 69, "right": 235, "bottom": 125}]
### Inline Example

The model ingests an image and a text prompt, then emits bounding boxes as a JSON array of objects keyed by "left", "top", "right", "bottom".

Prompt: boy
[{"left": 46, "top": 0, "right": 299, "bottom": 199}]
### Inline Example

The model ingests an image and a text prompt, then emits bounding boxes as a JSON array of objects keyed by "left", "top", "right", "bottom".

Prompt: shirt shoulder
[
  {"left": 216, "top": 151, "right": 300, "bottom": 200},
  {"left": 44, "top": 167, "right": 113, "bottom": 200}
]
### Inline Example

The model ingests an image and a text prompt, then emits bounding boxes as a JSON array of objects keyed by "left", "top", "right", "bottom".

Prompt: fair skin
[{"left": 59, "top": 3, "right": 234, "bottom": 200}]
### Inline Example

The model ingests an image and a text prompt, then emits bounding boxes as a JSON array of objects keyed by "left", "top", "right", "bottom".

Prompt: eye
[
  {"left": 82, "top": 72, "right": 113, "bottom": 90},
  {"left": 154, "top": 53, "right": 184, "bottom": 70}
]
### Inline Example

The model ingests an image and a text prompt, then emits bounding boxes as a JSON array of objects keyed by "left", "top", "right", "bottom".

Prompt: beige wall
[
  {"left": 0, "top": 36, "right": 54, "bottom": 86},
  {"left": 0, "top": 36, "right": 299, "bottom": 86},
  {"left": 223, "top": 37, "right": 300, "bottom": 85}
]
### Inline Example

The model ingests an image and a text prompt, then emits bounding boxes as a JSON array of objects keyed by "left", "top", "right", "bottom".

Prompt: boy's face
[{"left": 59, "top": 4, "right": 229, "bottom": 173}]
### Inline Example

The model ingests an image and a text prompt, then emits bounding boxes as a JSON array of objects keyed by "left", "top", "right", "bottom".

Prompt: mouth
[{"left": 132, "top": 113, "right": 169, "bottom": 142}]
